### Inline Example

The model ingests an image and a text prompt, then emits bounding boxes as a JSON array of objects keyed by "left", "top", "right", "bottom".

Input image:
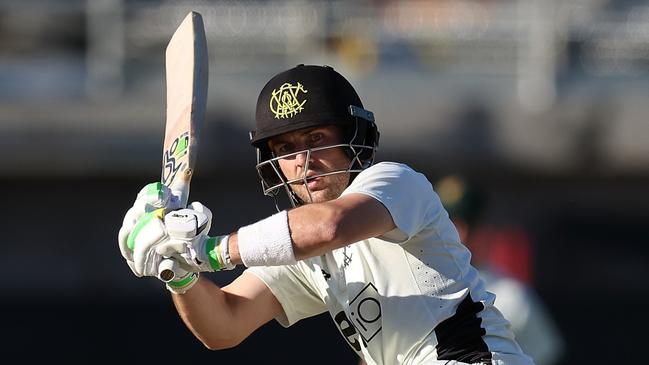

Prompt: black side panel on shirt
[{"left": 435, "top": 294, "right": 493, "bottom": 363}]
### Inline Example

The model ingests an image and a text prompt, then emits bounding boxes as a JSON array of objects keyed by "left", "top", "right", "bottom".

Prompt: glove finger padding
[
  {"left": 126, "top": 259, "right": 139, "bottom": 276},
  {"left": 130, "top": 211, "right": 169, "bottom": 277},
  {"left": 187, "top": 201, "right": 213, "bottom": 235},
  {"left": 155, "top": 239, "right": 189, "bottom": 258},
  {"left": 118, "top": 205, "right": 152, "bottom": 261},
  {"left": 118, "top": 223, "right": 135, "bottom": 261},
  {"left": 118, "top": 182, "right": 182, "bottom": 265},
  {"left": 135, "top": 182, "right": 183, "bottom": 212},
  {"left": 156, "top": 238, "right": 214, "bottom": 273},
  {"left": 156, "top": 204, "right": 218, "bottom": 273},
  {"left": 156, "top": 245, "right": 201, "bottom": 273}
]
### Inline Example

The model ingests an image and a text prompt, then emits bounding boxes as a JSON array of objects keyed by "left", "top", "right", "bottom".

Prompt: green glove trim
[
  {"left": 146, "top": 182, "right": 164, "bottom": 200},
  {"left": 167, "top": 273, "right": 198, "bottom": 288},
  {"left": 127, "top": 208, "right": 165, "bottom": 250},
  {"left": 206, "top": 237, "right": 222, "bottom": 271}
]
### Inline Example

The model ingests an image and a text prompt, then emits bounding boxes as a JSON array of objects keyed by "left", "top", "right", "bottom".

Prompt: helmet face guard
[
  {"left": 253, "top": 114, "right": 379, "bottom": 208},
  {"left": 249, "top": 65, "right": 380, "bottom": 208}
]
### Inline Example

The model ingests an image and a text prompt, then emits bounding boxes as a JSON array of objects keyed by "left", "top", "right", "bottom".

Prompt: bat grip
[{"left": 158, "top": 258, "right": 178, "bottom": 282}]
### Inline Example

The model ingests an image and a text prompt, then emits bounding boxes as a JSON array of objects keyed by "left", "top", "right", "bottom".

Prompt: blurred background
[{"left": 2, "top": 0, "right": 648, "bottom": 363}]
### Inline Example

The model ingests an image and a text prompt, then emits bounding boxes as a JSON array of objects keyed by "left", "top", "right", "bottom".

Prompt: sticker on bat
[{"left": 162, "top": 132, "right": 190, "bottom": 186}]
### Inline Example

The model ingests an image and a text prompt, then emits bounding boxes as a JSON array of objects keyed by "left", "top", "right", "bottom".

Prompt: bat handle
[{"left": 158, "top": 258, "right": 178, "bottom": 282}]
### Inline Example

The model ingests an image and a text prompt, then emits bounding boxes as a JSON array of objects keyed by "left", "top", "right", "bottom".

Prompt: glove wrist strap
[
  {"left": 206, "top": 235, "right": 236, "bottom": 271},
  {"left": 166, "top": 272, "right": 199, "bottom": 294}
]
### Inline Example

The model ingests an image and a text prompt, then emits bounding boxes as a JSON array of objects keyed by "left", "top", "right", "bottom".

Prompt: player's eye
[
  {"left": 275, "top": 143, "right": 293, "bottom": 155},
  {"left": 309, "top": 132, "right": 324, "bottom": 145}
]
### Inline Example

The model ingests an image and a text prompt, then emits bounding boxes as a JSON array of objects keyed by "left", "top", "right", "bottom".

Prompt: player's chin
[
  {"left": 309, "top": 190, "right": 335, "bottom": 203},
  {"left": 292, "top": 174, "right": 348, "bottom": 203},
  {"left": 294, "top": 186, "right": 334, "bottom": 204}
]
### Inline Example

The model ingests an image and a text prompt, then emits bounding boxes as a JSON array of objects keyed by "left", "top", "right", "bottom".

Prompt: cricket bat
[{"left": 157, "top": 11, "right": 208, "bottom": 282}]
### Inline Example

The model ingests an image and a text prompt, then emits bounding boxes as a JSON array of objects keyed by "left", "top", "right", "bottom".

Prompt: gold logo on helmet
[{"left": 269, "top": 82, "right": 308, "bottom": 119}]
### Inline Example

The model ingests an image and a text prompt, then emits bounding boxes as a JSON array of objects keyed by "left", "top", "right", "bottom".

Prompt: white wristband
[{"left": 237, "top": 210, "right": 296, "bottom": 267}]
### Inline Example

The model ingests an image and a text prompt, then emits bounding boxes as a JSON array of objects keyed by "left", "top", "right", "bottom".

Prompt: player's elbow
[
  {"left": 202, "top": 341, "right": 233, "bottom": 351},
  {"left": 196, "top": 325, "right": 244, "bottom": 350},
  {"left": 200, "top": 335, "right": 241, "bottom": 351},
  {"left": 201, "top": 339, "right": 227, "bottom": 351}
]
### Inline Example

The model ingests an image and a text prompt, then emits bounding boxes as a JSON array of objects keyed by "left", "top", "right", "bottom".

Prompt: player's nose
[
  {"left": 295, "top": 150, "right": 308, "bottom": 167},
  {"left": 295, "top": 149, "right": 317, "bottom": 172}
]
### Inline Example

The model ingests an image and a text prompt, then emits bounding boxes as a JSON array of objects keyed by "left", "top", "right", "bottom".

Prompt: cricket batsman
[{"left": 118, "top": 65, "right": 535, "bottom": 365}]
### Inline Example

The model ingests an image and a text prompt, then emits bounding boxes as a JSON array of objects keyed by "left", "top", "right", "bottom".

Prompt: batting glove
[
  {"left": 156, "top": 202, "right": 236, "bottom": 274},
  {"left": 118, "top": 182, "right": 182, "bottom": 275},
  {"left": 124, "top": 205, "right": 201, "bottom": 294},
  {"left": 121, "top": 198, "right": 200, "bottom": 294},
  {"left": 128, "top": 208, "right": 169, "bottom": 278}
]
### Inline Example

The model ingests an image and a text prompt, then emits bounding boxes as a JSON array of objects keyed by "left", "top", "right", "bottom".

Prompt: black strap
[{"left": 435, "top": 294, "right": 493, "bottom": 363}]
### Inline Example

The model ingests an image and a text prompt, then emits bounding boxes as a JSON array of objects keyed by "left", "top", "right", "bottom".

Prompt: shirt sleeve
[
  {"left": 341, "top": 162, "right": 438, "bottom": 243},
  {"left": 246, "top": 263, "right": 327, "bottom": 327}
]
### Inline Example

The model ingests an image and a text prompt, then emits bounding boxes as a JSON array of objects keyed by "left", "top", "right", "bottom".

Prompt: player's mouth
[
  {"left": 306, "top": 176, "right": 324, "bottom": 190},
  {"left": 289, "top": 173, "right": 325, "bottom": 190}
]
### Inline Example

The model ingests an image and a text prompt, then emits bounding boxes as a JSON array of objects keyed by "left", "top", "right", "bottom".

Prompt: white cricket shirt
[{"left": 248, "top": 162, "right": 534, "bottom": 365}]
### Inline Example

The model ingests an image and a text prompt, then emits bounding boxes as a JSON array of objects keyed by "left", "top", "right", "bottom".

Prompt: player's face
[{"left": 268, "top": 125, "right": 351, "bottom": 204}]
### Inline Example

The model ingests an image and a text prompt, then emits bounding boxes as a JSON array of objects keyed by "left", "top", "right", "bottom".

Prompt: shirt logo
[
  {"left": 349, "top": 282, "right": 382, "bottom": 343},
  {"left": 269, "top": 82, "right": 308, "bottom": 119},
  {"left": 321, "top": 269, "right": 331, "bottom": 280},
  {"left": 342, "top": 246, "right": 353, "bottom": 268},
  {"left": 332, "top": 282, "right": 382, "bottom": 353}
]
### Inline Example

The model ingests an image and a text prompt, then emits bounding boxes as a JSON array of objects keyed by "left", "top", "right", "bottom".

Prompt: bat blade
[
  {"left": 162, "top": 11, "right": 208, "bottom": 207},
  {"left": 158, "top": 11, "right": 208, "bottom": 282}
]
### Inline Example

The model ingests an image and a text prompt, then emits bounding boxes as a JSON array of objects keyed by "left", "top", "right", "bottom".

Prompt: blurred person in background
[
  {"left": 434, "top": 175, "right": 565, "bottom": 365},
  {"left": 118, "top": 65, "right": 534, "bottom": 364}
]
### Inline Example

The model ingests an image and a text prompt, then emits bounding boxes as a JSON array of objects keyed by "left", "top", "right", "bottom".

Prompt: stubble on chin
[{"left": 293, "top": 172, "right": 350, "bottom": 204}]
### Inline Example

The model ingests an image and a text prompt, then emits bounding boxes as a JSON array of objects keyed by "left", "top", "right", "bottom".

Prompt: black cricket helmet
[{"left": 249, "top": 64, "right": 379, "bottom": 207}]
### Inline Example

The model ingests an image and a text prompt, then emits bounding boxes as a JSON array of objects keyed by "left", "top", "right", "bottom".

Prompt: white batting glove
[
  {"left": 128, "top": 209, "right": 169, "bottom": 277},
  {"left": 163, "top": 265, "right": 200, "bottom": 295},
  {"left": 118, "top": 182, "right": 182, "bottom": 275},
  {"left": 156, "top": 202, "right": 236, "bottom": 273},
  {"left": 122, "top": 205, "right": 200, "bottom": 294}
]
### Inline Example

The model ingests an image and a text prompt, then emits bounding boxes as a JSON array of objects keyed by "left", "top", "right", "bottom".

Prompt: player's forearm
[
  {"left": 288, "top": 201, "right": 346, "bottom": 259},
  {"left": 171, "top": 277, "right": 240, "bottom": 350},
  {"left": 227, "top": 194, "right": 395, "bottom": 264},
  {"left": 287, "top": 196, "right": 395, "bottom": 259},
  {"left": 224, "top": 203, "right": 340, "bottom": 265}
]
